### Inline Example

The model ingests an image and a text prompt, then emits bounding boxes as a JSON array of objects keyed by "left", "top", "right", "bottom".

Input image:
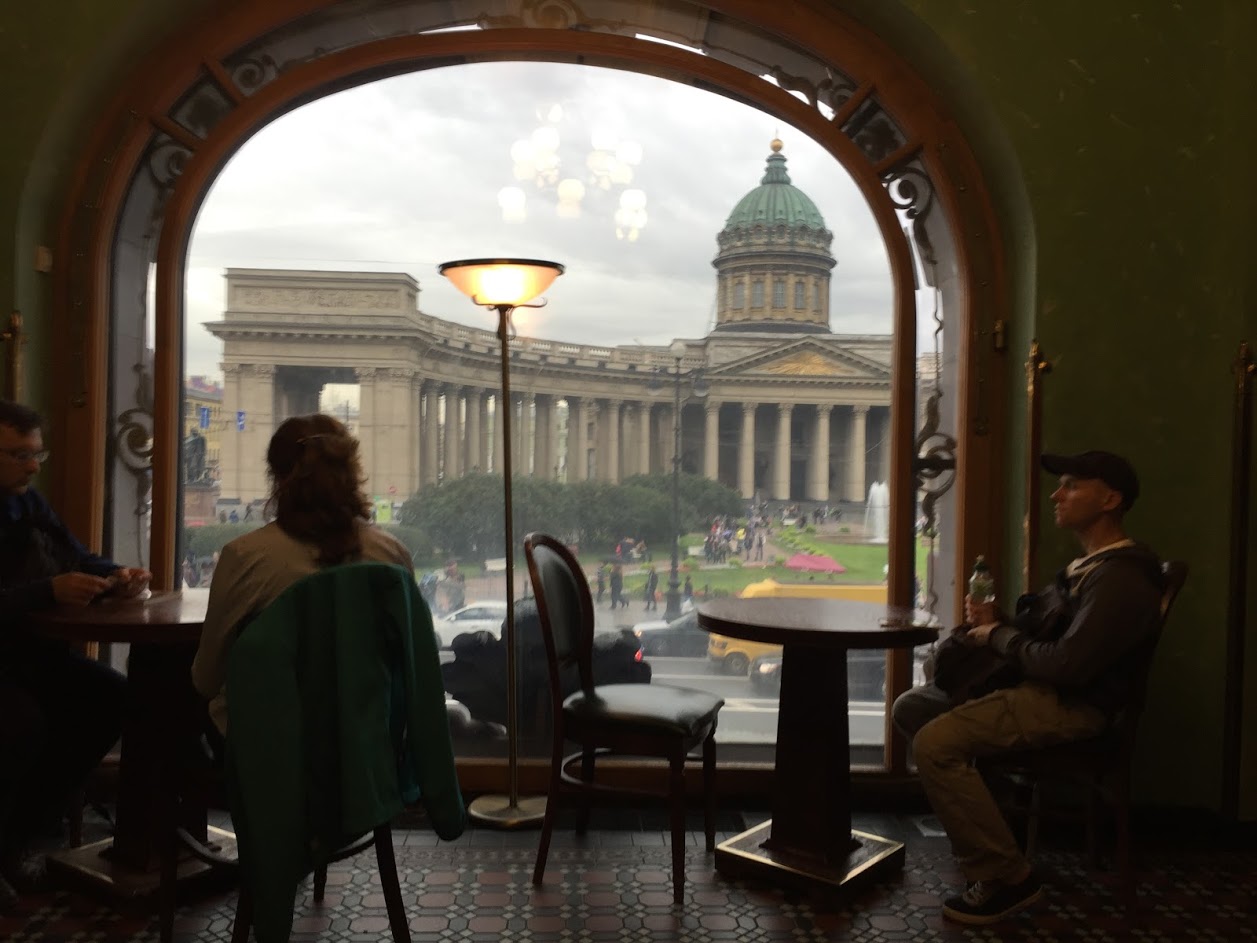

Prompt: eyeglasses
[{"left": 0, "top": 448, "right": 50, "bottom": 463}]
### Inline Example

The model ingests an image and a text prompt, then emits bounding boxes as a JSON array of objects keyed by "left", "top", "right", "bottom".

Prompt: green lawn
[{"left": 590, "top": 533, "right": 931, "bottom": 600}]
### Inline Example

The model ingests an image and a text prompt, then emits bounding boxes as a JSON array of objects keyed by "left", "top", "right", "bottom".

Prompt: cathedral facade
[{"left": 207, "top": 143, "right": 893, "bottom": 506}]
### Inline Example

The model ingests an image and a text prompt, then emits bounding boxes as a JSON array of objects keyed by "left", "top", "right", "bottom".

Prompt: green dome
[{"left": 722, "top": 141, "right": 826, "bottom": 232}]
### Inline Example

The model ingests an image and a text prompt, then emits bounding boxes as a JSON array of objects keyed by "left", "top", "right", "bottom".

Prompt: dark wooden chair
[
  {"left": 159, "top": 562, "right": 463, "bottom": 943},
  {"left": 981, "top": 560, "right": 1188, "bottom": 911},
  {"left": 524, "top": 533, "right": 724, "bottom": 904}
]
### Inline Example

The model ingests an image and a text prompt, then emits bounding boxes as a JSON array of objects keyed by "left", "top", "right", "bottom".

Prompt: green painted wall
[
  {"left": 883, "top": 0, "right": 1257, "bottom": 811},
  {"left": 1, "top": 0, "right": 1254, "bottom": 811}
]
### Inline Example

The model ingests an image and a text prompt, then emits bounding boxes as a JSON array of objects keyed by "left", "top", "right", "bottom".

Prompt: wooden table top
[
  {"left": 696, "top": 597, "right": 941, "bottom": 650},
  {"left": 30, "top": 590, "right": 207, "bottom": 644}
]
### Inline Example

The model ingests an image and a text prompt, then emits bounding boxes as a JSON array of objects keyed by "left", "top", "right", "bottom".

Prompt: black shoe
[
  {"left": 0, "top": 873, "right": 17, "bottom": 913},
  {"left": 942, "top": 873, "right": 1042, "bottom": 925}
]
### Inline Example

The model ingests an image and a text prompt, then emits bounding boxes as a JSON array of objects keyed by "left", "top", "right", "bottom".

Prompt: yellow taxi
[{"left": 706, "top": 578, "right": 888, "bottom": 674}]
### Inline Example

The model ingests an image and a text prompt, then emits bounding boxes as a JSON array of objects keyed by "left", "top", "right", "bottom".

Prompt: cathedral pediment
[{"left": 707, "top": 338, "right": 891, "bottom": 382}]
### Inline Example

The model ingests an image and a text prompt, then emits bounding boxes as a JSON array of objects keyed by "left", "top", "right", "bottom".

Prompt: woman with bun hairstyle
[{"left": 192, "top": 414, "right": 413, "bottom": 735}]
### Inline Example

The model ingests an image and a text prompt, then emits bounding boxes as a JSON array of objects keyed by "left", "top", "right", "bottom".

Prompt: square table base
[
  {"left": 46, "top": 825, "right": 238, "bottom": 899},
  {"left": 715, "top": 821, "right": 905, "bottom": 896}
]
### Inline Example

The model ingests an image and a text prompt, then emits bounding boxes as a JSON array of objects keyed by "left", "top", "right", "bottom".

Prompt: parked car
[
  {"left": 433, "top": 600, "right": 508, "bottom": 649},
  {"left": 632, "top": 608, "right": 708, "bottom": 657}
]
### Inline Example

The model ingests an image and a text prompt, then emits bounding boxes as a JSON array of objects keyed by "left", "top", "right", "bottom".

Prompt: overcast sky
[{"left": 185, "top": 60, "right": 898, "bottom": 380}]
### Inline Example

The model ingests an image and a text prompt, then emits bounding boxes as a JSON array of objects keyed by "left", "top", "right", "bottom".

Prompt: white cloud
[{"left": 186, "top": 61, "right": 902, "bottom": 378}]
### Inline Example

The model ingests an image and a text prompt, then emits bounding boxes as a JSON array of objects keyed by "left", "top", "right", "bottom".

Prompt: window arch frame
[{"left": 49, "top": 0, "right": 1012, "bottom": 777}]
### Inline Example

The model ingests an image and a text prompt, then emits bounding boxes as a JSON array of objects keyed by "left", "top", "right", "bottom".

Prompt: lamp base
[{"left": 467, "top": 793, "right": 547, "bottom": 829}]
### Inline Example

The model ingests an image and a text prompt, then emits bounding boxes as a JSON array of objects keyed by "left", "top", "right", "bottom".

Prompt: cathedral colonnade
[{"left": 209, "top": 270, "right": 894, "bottom": 509}]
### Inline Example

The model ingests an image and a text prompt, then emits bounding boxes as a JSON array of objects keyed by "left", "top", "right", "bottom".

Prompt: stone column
[
  {"left": 518, "top": 392, "right": 534, "bottom": 475},
  {"left": 773, "top": 403, "right": 793, "bottom": 500},
  {"left": 738, "top": 403, "right": 756, "bottom": 499},
  {"left": 637, "top": 403, "right": 652, "bottom": 475},
  {"left": 491, "top": 393, "right": 504, "bottom": 476},
  {"left": 442, "top": 387, "right": 459, "bottom": 482},
  {"left": 604, "top": 399, "right": 621, "bottom": 483},
  {"left": 409, "top": 375, "right": 422, "bottom": 496},
  {"left": 219, "top": 363, "right": 243, "bottom": 503},
  {"left": 465, "top": 388, "right": 483, "bottom": 473},
  {"left": 422, "top": 384, "right": 440, "bottom": 485},
  {"left": 356, "top": 366, "right": 379, "bottom": 492},
  {"left": 704, "top": 401, "right": 721, "bottom": 481},
  {"left": 847, "top": 404, "right": 868, "bottom": 502},
  {"left": 534, "top": 394, "right": 552, "bottom": 479},
  {"left": 372, "top": 367, "right": 417, "bottom": 501},
  {"left": 569, "top": 398, "right": 587, "bottom": 482},
  {"left": 479, "top": 394, "right": 491, "bottom": 476},
  {"left": 809, "top": 405, "right": 833, "bottom": 501}
]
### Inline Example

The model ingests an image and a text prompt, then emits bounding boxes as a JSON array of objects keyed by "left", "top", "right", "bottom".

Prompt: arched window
[
  {"left": 794, "top": 281, "right": 805, "bottom": 309},
  {"left": 59, "top": 0, "right": 1009, "bottom": 781},
  {"left": 732, "top": 281, "right": 745, "bottom": 308},
  {"left": 772, "top": 280, "right": 786, "bottom": 307}
]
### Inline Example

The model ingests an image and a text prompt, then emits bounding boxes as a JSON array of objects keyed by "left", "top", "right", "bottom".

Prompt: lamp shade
[{"left": 438, "top": 258, "right": 565, "bottom": 308}]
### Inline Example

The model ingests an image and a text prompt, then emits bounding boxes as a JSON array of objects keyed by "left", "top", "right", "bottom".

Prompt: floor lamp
[{"left": 438, "top": 257, "right": 565, "bottom": 828}]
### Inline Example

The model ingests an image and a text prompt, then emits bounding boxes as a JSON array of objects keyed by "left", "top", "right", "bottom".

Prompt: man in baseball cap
[
  {"left": 893, "top": 446, "right": 1163, "bottom": 925},
  {"left": 1040, "top": 450, "right": 1139, "bottom": 513}
]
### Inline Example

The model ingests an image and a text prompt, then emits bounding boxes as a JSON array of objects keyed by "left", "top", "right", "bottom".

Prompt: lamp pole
[
  {"left": 664, "top": 341, "right": 686, "bottom": 621},
  {"left": 438, "top": 258, "right": 563, "bottom": 829}
]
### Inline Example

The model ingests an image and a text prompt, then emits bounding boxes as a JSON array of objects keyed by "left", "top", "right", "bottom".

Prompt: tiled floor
[{"left": 3, "top": 809, "right": 1256, "bottom": 942}]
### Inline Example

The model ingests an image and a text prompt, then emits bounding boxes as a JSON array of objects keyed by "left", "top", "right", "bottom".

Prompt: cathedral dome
[
  {"left": 722, "top": 139, "right": 828, "bottom": 232},
  {"left": 711, "top": 140, "right": 835, "bottom": 334}
]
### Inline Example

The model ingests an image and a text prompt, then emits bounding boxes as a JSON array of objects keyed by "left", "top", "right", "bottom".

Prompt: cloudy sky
[{"left": 185, "top": 59, "right": 899, "bottom": 380}]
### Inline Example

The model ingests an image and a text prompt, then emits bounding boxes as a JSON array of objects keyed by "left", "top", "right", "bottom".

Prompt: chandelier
[{"left": 498, "top": 103, "right": 647, "bottom": 240}]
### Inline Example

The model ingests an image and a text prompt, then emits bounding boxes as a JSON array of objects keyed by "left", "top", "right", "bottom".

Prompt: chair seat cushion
[{"left": 563, "top": 683, "right": 723, "bottom": 738}]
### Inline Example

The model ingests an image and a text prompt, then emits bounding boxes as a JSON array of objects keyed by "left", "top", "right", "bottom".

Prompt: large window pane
[{"left": 183, "top": 62, "right": 907, "bottom": 764}]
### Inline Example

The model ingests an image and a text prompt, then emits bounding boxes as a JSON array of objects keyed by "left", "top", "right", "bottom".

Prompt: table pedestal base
[
  {"left": 47, "top": 825, "right": 238, "bottom": 899},
  {"left": 715, "top": 821, "right": 904, "bottom": 896}
]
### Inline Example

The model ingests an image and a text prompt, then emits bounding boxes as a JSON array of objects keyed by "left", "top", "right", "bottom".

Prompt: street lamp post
[
  {"left": 661, "top": 341, "right": 708, "bottom": 621},
  {"left": 664, "top": 341, "right": 685, "bottom": 621}
]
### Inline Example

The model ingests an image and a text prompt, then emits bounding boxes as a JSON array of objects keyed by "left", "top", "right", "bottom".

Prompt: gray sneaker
[{"left": 942, "top": 873, "right": 1043, "bottom": 925}]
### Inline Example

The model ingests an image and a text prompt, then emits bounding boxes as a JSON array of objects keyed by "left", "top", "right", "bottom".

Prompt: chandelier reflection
[{"left": 499, "top": 102, "right": 646, "bottom": 239}]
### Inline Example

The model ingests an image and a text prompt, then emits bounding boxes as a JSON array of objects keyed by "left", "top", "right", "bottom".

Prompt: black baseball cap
[{"left": 1040, "top": 450, "right": 1139, "bottom": 511}]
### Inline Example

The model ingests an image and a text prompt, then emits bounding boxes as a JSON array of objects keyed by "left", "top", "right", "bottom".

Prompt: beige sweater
[{"left": 191, "top": 521, "right": 413, "bottom": 733}]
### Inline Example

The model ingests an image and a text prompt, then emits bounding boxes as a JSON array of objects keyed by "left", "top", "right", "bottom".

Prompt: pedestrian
[
  {"left": 609, "top": 564, "right": 623, "bottom": 610},
  {"left": 596, "top": 564, "right": 606, "bottom": 604},
  {"left": 756, "top": 531, "right": 765, "bottom": 561},
  {"left": 683, "top": 575, "right": 693, "bottom": 602},
  {"left": 644, "top": 566, "right": 659, "bottom": 610}
]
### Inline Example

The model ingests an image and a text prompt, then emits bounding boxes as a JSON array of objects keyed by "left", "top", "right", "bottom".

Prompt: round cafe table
[
  {"left": 31, "top": 590, "right": 212, "bottom": 897},
  {"left": 697, "top": 596, "right": 938, "bottom": 895}
]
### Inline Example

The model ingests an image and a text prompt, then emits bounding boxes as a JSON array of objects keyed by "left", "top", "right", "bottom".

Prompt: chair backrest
[
  {"left": 1114, "top": 559, "right": 1188, "bottom": 753},
  {"left": 523, "top": 533, "right": 597, "bottom": 700}
]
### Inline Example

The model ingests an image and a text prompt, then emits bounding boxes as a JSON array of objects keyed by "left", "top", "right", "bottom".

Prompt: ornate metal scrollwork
[
  {"left": 231, "top": 55, "right": 280, "bottom": 96},
  {"left": 480, "top": 0, "right": 628, "bottom": 31},
  {"left": 884, "top": 166, "right": 937, "bottom": 268},
  {"left": 115, "top": 361, "right": 154, "bottom": 566}
]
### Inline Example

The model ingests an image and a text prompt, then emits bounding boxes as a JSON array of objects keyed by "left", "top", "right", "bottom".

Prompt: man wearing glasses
[{"left": 0, "top": 399, "right": 151, "bottom": 908}]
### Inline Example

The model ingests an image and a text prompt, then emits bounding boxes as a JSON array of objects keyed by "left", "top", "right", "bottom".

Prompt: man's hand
[
  {"left": 964, "top": 594, "right": 1000, "bottom": 627},
  {"left": 964, "top": 621, "right": 1000, "bottom": 646},
  {"left": 110, "top": 567, "right": 153, "bottom": 598},
  {"left": 51, "top": 572, "right": 114, "bottom": 607}
]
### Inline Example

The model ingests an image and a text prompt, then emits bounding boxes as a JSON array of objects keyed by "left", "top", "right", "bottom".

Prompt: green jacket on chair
[{"left": 225, "top": 561, "right": 466, "bottom": 943}]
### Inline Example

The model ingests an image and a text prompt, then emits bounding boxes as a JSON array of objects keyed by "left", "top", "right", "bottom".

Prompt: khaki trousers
[{"left": 913, "top": 681, "right": 1107, "bottom": 882}]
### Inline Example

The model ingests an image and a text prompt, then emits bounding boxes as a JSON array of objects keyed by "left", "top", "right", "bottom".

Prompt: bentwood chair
[
  {"left": 160, "top": 562, "right": 465, "bottom": 943},
  {"left": 982, "top": 560, "right": 1188, "bottom": 912},
  {"left": 524, "top": 533, "right": 724, "bottom": 904}
]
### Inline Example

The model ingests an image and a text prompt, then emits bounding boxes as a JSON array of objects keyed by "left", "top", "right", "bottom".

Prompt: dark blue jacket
[{"left": 0, "top": 488, "right": 118, "bottom": 622}]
